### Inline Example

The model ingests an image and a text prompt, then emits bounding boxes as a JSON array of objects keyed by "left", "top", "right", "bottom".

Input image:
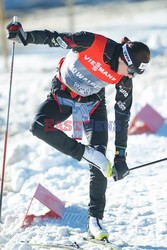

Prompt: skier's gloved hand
[
  {"left": 6, "top": 21, "right": 27, "bottom": 45},
  {"left": 112, "top": 148, "right": 129, "bottom": 181}
]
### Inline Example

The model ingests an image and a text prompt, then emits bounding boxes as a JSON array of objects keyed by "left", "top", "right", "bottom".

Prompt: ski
[
  {"left": 21, "top": 241, "right": 83, "bottom": 249},
  {"left": 83, "top": 237, "right": 121, "bottom": 250}
]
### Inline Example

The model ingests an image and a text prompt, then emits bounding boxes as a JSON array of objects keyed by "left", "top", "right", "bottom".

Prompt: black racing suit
[{"left": 27, "top": 30, "right": 132, "bottom": 219}]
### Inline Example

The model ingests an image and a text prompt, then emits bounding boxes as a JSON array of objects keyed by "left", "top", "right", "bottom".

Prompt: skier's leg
[
  {"left": 84, "top": 98, "right": 108, "bottom": 220},
  {"left": 30, "top": 94, "right": 85, "bottom": 161}
]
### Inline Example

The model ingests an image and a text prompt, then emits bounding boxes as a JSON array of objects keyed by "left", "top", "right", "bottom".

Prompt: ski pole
[
  {"left": 0, "top": 16, "right": 17, "bottom": 223},
  {"left": 130, "top": 157, "right": 167, "bottom": 171}
]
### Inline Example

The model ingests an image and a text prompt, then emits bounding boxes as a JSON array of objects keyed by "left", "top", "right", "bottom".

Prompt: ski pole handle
[
  {"left": 12, "top": 16, "right": 28, "bottom": 46},
  {"left": 13, "top": 16, "right": 18, "bottom": 23}
]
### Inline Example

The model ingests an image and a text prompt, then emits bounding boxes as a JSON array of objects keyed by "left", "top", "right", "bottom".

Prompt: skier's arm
[
  {"left": 6, "top": 21, "right": 95, "bottom": 51},
  {"left": 112, "top": 77, "right": 133, "bottom": 181},
  {"left": 26, "top": 30, "right": 94, "bottom": 51},
  {"left": 114, "top": 77, "right": 132, "bottom": 150}
]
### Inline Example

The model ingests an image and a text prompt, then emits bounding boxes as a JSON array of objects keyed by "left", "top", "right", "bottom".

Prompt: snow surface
[{"left": 0, "top": 0, "right": 167, "bottom": 249}]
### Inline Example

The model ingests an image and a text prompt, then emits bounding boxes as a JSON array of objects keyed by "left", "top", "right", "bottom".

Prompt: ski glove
[
  {"left": 6, "top": 21, "right": 27, "bottom": 45},
  {"left": 113, "top": 156, "right": 129, "bottom": 181}
]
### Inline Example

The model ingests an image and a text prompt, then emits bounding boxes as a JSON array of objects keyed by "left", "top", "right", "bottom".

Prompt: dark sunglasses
[{"left": 123, "top": 60, "right": 144, "bottom": 76}]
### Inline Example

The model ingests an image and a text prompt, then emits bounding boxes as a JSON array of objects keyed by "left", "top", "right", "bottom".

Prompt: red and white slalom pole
[{"left": 0, "top": 16, "right": 17, "bottom": 222}]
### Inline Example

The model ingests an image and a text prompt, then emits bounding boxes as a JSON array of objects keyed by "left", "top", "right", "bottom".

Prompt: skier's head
[{"left": 119, "top": 37, "right": 150, "bottom": 77}]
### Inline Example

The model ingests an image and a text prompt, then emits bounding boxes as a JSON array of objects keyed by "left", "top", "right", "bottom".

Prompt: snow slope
[{"left": 0, "top": 1, "right": 167, "bottom": 249}]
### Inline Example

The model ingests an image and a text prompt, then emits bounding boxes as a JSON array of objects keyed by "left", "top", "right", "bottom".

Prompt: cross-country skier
[{"left": 7, "top": 21, "right": 150, "bottom": 240}]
